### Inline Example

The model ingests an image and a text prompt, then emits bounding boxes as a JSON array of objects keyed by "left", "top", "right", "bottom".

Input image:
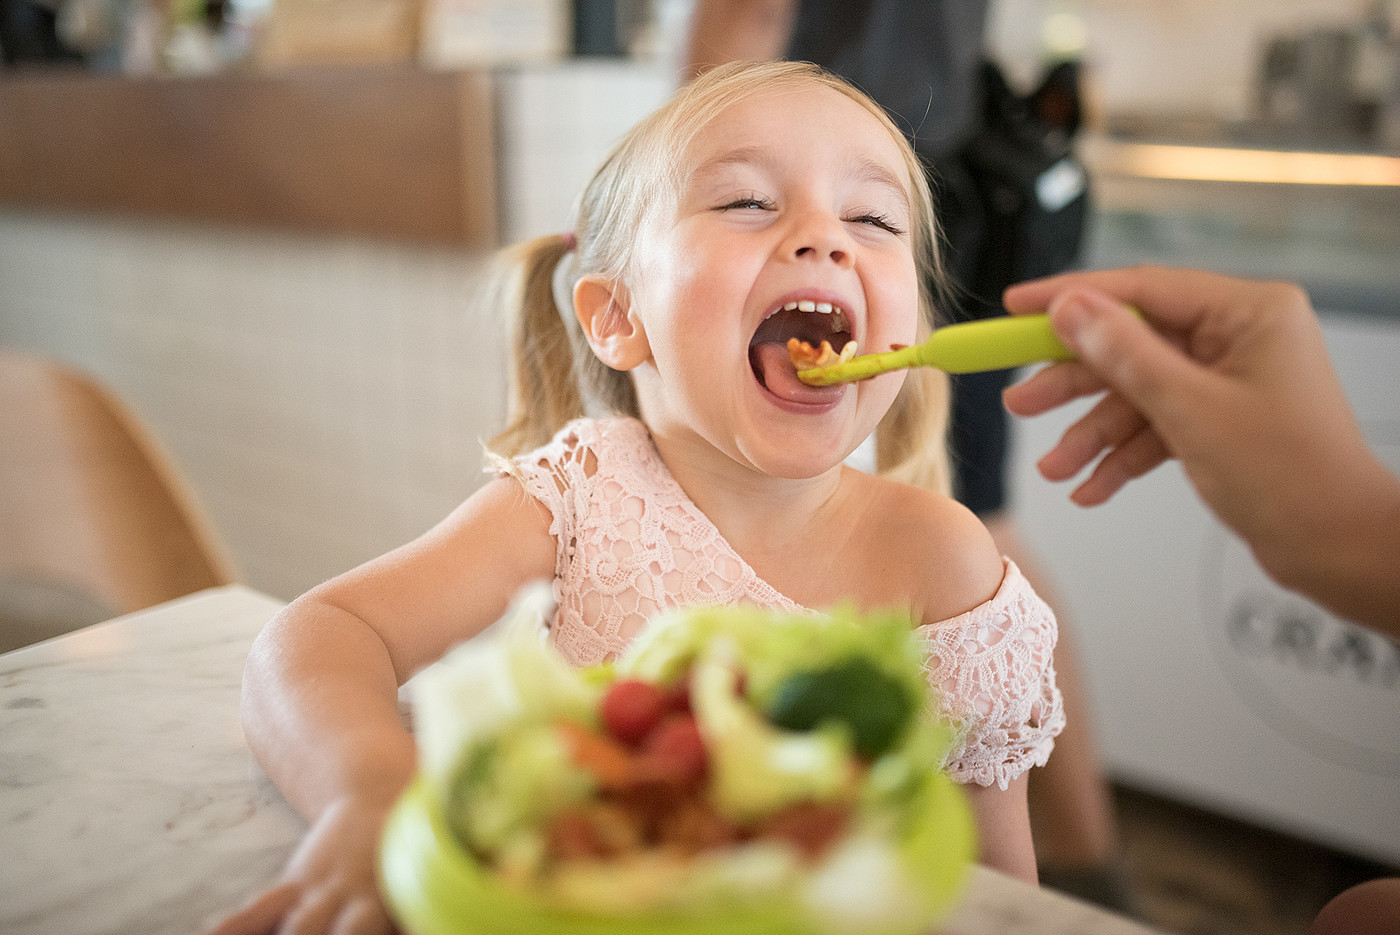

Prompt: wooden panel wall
[{"left": 0, "top": 65, "right": 497, "bottom": 246}]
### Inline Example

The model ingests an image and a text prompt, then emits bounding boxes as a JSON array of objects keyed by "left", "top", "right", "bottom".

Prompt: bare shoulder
[
  {"left": 307, "top": 474, "right": 558, "bottom": 676},
  {"left": 423, "top": 474, "right": 557, "bottom": 577},
  {"left": 444, "top": 472, "right": 555, "bottom": 530},
  {"left": 842, "top": 470, "right": 1003, "bottom": 624}
]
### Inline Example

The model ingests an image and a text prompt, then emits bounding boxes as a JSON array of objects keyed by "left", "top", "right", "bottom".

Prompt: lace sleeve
[
  {"left": 916, "top": 559, "right": 1066, "bottom": 790},
  {"left": 492, "top": 420, "right": 598, "bottom": 585}
]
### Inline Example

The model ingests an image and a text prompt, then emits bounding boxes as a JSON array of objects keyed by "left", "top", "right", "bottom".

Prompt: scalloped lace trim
[{"left": 917, "top": 561, "right": 1065, "bottom": 789}]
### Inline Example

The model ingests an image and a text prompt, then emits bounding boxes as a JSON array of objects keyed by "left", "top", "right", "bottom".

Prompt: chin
[{"left": 738, "top": 425, "right": 859, "bottom": 480}]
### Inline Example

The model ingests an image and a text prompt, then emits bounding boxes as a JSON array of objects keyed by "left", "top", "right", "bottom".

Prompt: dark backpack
[{"left": 960, "top": 59, "right": 1092, "bottom": 288}]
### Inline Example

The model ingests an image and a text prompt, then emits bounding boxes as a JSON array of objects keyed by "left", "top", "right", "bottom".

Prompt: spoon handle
[
  {"left": 917, "top": 313, "right": 1073, "bottom": 374},
  {"left": 798, "top": 313, "right": 1072, "bottom": 385}
]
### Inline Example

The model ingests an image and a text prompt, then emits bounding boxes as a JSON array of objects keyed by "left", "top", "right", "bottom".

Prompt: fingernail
[
  {"left": 1051, "top": 290, "right": 1121, "bottom": 360},
  {"left": 1047, "top": 295, "right": 1092, "bottom": 352}
]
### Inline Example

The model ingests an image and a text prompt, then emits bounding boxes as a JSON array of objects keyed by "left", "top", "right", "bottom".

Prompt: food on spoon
[
  {"left": 381, "top": 586, "right": 975, "bottom": 935},
  {"left": 787, "top": 337, "right": 859, "bottom": 373}
]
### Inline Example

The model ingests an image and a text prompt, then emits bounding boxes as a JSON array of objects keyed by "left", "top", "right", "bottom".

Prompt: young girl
[{"left": 209, "top": 61, "right": 1063, "bottom": 935}]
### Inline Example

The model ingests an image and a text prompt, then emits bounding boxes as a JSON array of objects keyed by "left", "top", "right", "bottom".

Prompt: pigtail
[
  {"left": 875, "top": 219, "right": 954, "bottom": 497},
  {"left": 488, "top": 234, "right": 586, "bottom": 458},
  {"left": 876, "top": 365, "right": 952, "bottom": 497}
]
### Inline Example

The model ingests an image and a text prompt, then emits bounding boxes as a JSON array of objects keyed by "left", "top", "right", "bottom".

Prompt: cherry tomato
[
  {"left": 639, "top": 714, "right": 707, "bottom": 788},
  {"left": 600, "top": 679, "right": 670, "bottom": 746}
]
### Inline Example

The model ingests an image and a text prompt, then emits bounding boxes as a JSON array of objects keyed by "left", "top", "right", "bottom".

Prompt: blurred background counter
[
  {"left": 7, "top": 63, "right": 1400, "bottom": 311},
  {"left": 1085, "top": 131, "right": 1400, "bottom": 321}
]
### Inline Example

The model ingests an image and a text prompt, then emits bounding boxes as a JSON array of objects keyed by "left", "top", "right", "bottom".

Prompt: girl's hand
[{"left": 204, "top": 796, "right": 398, "bottom": 935}]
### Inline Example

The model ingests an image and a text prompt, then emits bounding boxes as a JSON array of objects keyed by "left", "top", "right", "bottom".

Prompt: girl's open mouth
[{"left": 748, "top": 301, "right": 853, "bottom": 403}]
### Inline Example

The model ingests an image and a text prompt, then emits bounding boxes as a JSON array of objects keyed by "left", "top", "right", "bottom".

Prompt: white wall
[
  {"left": 497, "top": 62, "right": 674, "bottom": 241},
  {"left": 0, "top": 212, "right": 502, "bottom": 601}
]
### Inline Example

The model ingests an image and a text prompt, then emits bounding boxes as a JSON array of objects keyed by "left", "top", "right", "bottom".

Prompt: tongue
[{"left": 752, "top": 342, "right": 842, "bottom": 404}]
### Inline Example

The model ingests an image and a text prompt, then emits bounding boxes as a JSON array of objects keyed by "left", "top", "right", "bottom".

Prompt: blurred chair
[{"left": 0, "top": 348, "right": 237, "bottom": 653}]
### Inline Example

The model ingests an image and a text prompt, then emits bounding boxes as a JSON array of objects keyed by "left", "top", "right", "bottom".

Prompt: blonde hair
[{"left": 490, "top": 61, "right": 952, "bottom": 495}]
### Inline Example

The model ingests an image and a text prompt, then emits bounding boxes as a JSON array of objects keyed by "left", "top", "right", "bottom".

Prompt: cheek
[
  {"left": 872, "top": 261, "right": 922, "bottom": 344},
  {"left": 634, "top": 243, "right": 746, "bottom": 349},
  {"left": 631, "top": 225, "right": 710, "bottom": 309}
]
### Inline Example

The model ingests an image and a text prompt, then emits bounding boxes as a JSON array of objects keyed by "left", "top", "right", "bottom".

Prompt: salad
[{"left": 380, "top": 584, "right": 975, "bottom": 935}]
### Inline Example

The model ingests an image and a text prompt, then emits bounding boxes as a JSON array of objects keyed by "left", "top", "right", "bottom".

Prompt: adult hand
[
  {"left": 1001, "top": 265, "right": 1400, "bottom": 631},
  {"left": 203, "top": 795, "right": 397, "bottom": 935}
]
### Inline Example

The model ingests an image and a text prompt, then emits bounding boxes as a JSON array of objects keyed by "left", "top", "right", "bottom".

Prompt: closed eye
[
  {"left": 716, "top": 194, "right": 774, "bottom": 212},
  {"left": 848, "top": 212, "right": 905, "bottom": 235}
]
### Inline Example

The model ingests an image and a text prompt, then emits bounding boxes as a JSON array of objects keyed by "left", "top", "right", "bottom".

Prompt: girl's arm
[
  {"left": 964, "top": 775, "right": 1038, "bottom": 884},
  {"left": 207, "top": 476, "right": 556, "bottom": 935},
  {"left": 894, "top": 487, "right": 1041, "bottom": 885}
]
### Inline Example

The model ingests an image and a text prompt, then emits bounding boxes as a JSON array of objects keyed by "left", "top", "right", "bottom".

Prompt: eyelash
[
  {"left": 850, "top": 212, "right": 905, "bottom": 235},
  {"left": 716, "top": 198, "right": 906, "bottom": 236},
  {"left": 717, "top": 195, "right": 772, "bottom": 212}
]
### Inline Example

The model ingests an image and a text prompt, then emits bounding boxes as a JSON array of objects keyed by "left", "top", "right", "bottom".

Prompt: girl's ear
[{"left": 574, "top": 275, "right": 651, "bottom": 371}]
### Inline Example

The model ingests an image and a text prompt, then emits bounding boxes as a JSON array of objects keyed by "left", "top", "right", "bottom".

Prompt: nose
[{"left": 784, "top": 209, "right": 855, "bottom": 268}]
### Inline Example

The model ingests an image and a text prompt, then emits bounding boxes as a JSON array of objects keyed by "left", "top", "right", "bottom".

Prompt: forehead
[{"left": 681, "top": 84, "right": 912, "bottom": 191}]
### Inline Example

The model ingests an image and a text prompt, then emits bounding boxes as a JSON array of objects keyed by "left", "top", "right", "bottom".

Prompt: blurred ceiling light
[
  {"left": 1042, "top": 9, "right": 1088, "bottom": 58},
  {"left": 1099, "top": 141, "right": 1400, "bottom": 186}
]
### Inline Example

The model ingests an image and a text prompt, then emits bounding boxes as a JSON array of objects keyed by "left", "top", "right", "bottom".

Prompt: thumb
[{"left": 1047, "top": 288, "right": 1209, "bottom": 427}]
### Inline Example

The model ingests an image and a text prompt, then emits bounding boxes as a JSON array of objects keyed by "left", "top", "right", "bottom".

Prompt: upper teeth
[
  {"left": 782, "top": 300, "right": 845, "bottom": 330},
  {"left": 784, "top": 301, "right": 837, "bottom": 314}
]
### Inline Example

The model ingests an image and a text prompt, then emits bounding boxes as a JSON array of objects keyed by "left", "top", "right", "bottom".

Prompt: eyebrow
[
  {"left": 691, "top": 147, "right": 912, "bottom": 209},
  {"left": 852, "top": 158, "right": 912, "bottom": 210},
  {"left": 690, "top": 146, "right": 772, "bottom": 181}
]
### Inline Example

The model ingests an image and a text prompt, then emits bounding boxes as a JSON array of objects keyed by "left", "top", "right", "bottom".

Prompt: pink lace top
[{"left": 501, "top": 417, "right": 1064, "bottom": 789}]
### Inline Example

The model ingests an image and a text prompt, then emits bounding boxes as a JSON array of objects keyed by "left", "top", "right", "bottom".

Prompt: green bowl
[{"left": 379, "top": 774, "right": 974, "bottom": 935}]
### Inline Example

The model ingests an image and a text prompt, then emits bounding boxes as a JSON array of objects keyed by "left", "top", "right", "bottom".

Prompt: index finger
[
  {"left": 1002, "top": 265, "right": 1280, "bottom": 335},
  {"left": 202, "top": 881, "right": 299, "bottom": 935}
]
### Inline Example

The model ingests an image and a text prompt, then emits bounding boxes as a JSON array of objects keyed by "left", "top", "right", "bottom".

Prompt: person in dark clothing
[
  {"left": 783, "top": 0, "right": 1006, "bottom": 516},
  {"left": 685, "top": 0, "right": 1136, "bottom": 915}
]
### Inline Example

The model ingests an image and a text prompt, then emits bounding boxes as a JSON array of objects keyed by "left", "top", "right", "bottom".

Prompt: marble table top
[{"left": 0, "top": 585, "right": 1164, "bottom": 935}]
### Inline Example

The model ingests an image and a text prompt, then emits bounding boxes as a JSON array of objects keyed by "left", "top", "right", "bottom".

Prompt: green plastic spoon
[{"left": 796, "top": 312, "right": 1072, "bottom": 386}]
